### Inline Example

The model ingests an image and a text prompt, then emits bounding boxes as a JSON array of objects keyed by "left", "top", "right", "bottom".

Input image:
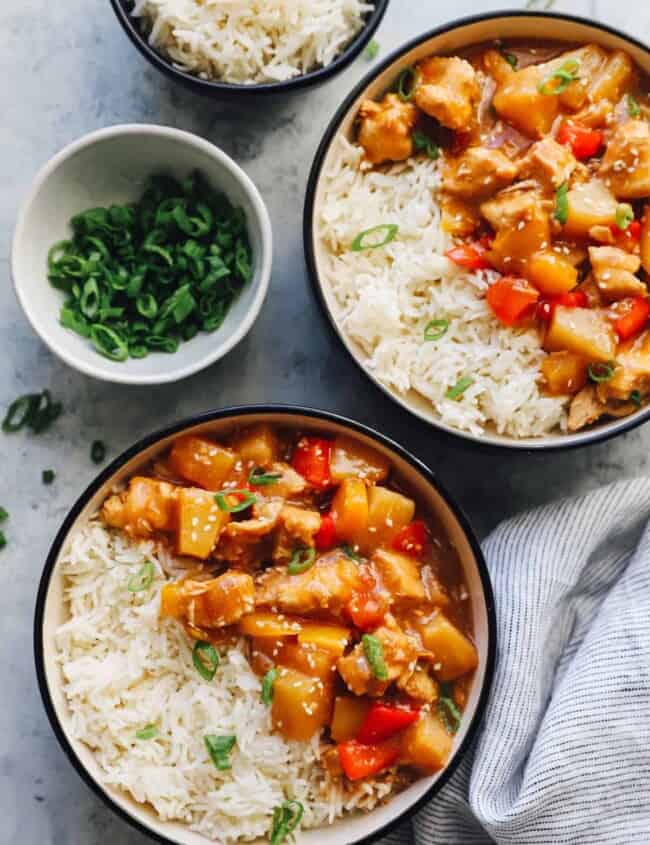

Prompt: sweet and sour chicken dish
[
  {"left": 356, "top": 41, "right": 650, "bottom": 432},
  {"left": 101, "top": 424, "right": 477, "bottom": 787}
]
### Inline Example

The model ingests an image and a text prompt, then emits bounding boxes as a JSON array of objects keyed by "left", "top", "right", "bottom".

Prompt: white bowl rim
[
  {"left": 33, "top": 404, "right": 497, "bottom": 845},
  {"left": 303, "top": 10, "right": 650, "bottom": 452},
  {"left": 11, "top": 123, "right": 273, "bottom": 385}
]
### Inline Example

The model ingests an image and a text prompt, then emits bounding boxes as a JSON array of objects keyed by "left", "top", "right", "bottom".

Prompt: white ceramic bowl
[
  {"left": 12, "top": 125, "right": 272, "bottom": 385},
  {"left": 304, "top": 12, "right": 650, "bottom": 451},
  {"left": 34, "top": 406, "right": 496, "bottom": 845}
]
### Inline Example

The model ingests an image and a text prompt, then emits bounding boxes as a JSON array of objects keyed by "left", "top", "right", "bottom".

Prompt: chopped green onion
[
  {"left": 538, "top": 59, "right": 581, "bottom": 95},
  {"left": 128, "top": 561, "right": 155, "bottom": 592},
  {"left": 396, "top": 66, "right": 418, "bottom": 102},
  {"left": 2, "top": 390, "right": 62, "bottom": 434},
  {"left": 0, "top": 507, "right": 8, "bottom": 522},
  {"left": 91, "top": 440, "right": 106, "bottom": 464},
  {"left": 0, "top": 531, "right": 6, "bottom": 550},
  {"left": 135, "top": 724, "right": 158, "bottom": 740},
  {"left": 502, "top": 51, "right": 518, "bottom": 69},
  {"left": 214, "top": 489, "right": 257, "bottom": 513},
  {"left": 90, "top": 324, "right": 129, "bottom": 362},
  {"left": 269, "top": 800, "right": 304, "bottom": 845},
  {"left": 351, "top": 224, "right": 399, "bottom": 252},
  {"left": 588, "top": 361, "right": 617, "bottom": 383},
  {"left": 193, "top": 640, "right": 219, "bottom": 682},
  {"left": 627, "top": 93, "right": 641, "bottom": 118},
  {"left": 248, "top": 468, "right": 282, "bottom": 487},
  {"left": 362, "top": 634, "right": 389, "bottom": 681},
  {"left": 631, "top": 390, "right": 642, "bottom": 407},
  {"left": 438, "top": 682, "right": 462, "bottom": 734},
  {"left": 412, "top": 132, "right": 440, "bottom": 160},
  {"left": 287, "top": 547, "right": 316, "bottom": 575},
  {"left": 554, "top": 182, "right": 569, "bottom": 225},
  {"left": 341, "top": 544, "right": 364, "bottom": 563},
  {"left": 446, "top": 377, "right": 474, "bottom": 401},
  {"left": 424, "top": 319, "right": 449, "bottom": 341},
  {"left": 42, "top": 470, "right": 56, "bottom": 485},
  {"left": 365, "top": 39, "right": 380, "bottom": 60},
  {"left": 204, "top": 734, "right": 236, "bottom": 771},
  {"left": 261, "top": 667, "right": 278, "bottom": 706},
  {"left": 615, "top": 203, "right": 634, "bottom": 231}
]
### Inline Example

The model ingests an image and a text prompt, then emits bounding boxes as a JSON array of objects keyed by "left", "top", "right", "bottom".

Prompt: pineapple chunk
[
  {"left": 271, "top": 667, "right": 333, "bottom": 741},
  {"left": 192, "top": 571, "right": 255, "bottom": 628},
  {"left": 400, "top": 713, "right": 453, "bottom": 774},
  {"left": 330, "top": 696, "right": 372, "bottom": 742},
  {"left": 177, "top": 487, "right": 229, "bottom": 559},
  {"left": 526, "top": 251, "right": 578, "bottom": 295},
  {"left": 493, "top": 64, "right": 559, "bottom": 138},
  {"left": 330, "top": 436, "right": 391, "bottom": 484},
  {"left": 239, "top": 612, "right": 303, "bottom": 638},
  {"left": 371, "top": 548, "right": 426, "bottom": 605},
  {"left": 589, "top": 50, "right": 637, "bottom": 104},
  {"left": 544, "top": 306, "right": 617, "bottom": 362},
  {"left": 541, "top": 351, "right": 588, "bottom": 396},
  {"left": 278, "top": 642, "right": 338, "bottom": 685},
  {"left": 230, "top": 424, "right": 280, "bottom": 468},
  {"left": 563, "top": 180, "right": 618, "bottom": 238},
  {"left": 487, "top": 207, "right": 551, "bottom": 274},
  {"left": 298, "top": 623, "right": 351, "bottom": 657},
  {"left": 416, "top": 612, "right": 478, "bottom": 681},
  {"left": 168, "top": 435, "right": 235, "bottom": 490},
  {"left": 365, "top": 486, "right": 415, "bottom": 550},
  {"left": 331, "top": 477, "right": 369, "bottom": 548}
]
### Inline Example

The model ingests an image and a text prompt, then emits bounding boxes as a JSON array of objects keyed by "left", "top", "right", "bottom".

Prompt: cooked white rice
[
  {"left": 318, "top": 137, "right": 569, "bottom": 438},
  {"left": 131, "top": 0, "right": 373, "bottom": 85},
  {"left": 55, "top": 521, "right": 394, "bottom": 842}
]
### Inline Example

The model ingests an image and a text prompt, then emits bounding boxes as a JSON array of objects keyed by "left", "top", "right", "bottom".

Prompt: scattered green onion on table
[{"left": 47, "top": 171, "right": 253, "bottom": 362}]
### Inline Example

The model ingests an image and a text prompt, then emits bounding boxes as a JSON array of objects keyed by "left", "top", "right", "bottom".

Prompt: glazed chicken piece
[
  {"left": 213, "top": 501, "right": 283, "bottom": 570},
  {"left": 255, "top": 549, "right": 365, "bottom": 616},
  {"left": 161, "top": 570, "right": 255, "bottom": 628},
  {"left": 599, "top": 120, "right": 650, "bottom": 199},
  {"left": 397, "top": 664, "right": 439, "bottom": 704},
  {"left": 589, "top": 246, "right": 645, "bottom": 300},
  {"left": 337, "top": 615, "right": 419, "bottom": 696},
  {"left": 568, "top": 386, "right": 605, "bottom": 432},
  {"left": 102, "top": 477, "right": 177, "bottom": 538},
  {"left": 414, "top": 56, "right": 480, "bottom": 131},
  {"left": 223, "top": 500, "right": 284, "bottom": 539},
  {"left": 440, "top": 195, "right": 481, "bottom": 237},
  {"left": 596, "top": 330, "right": 650, "bottom": 403},
  {"left": 481, "top": 186, "right": 551, "bottom": 273},
  {"left": 480, "top": 186, "right": 543, "bottom": 232},
  {"left": 273, "top": 505, "right": 322, "bottom": 563},
  {"left": 357, "top": 93, "right": 418, "bottom": 165},
  {"left": 442, "top": 146, "right": 517, "bottom": 200},
  {"left": 371, "top": 548, "right": 426, "bottom": 607},
  {"left": 517, "top": 137, "right": 577, "bottom": 190},
  {"left": 266, "top": 462, "right": 307, "bottom": 498}
]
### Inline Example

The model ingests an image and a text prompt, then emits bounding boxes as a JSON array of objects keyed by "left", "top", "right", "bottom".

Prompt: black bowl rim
[
  {"left": 303, "top": 10, "right": 650, "bottom": 453},
  {"left": 108, "top": 0, "right": 390, "bottom": 96},
  {"left": 34, "top": 403, "right": 496, "bottom": 845}
]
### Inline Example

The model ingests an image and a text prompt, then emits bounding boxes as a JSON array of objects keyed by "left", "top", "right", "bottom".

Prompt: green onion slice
[
  {"left": 135, "top": 724, "right": 158, "bottom": 740},
  {"left": 261, "top": 667, "right": 278, "bottom": 706},
  {"left": 248, "top": 468, "right": 282, "bottom": 487},
  {"left": 0, "top": 531, "right": 6, "bottom": 550},
  {"left": 397, "top": 66, "right": 418, "bottom": 102},
  {"left": 0, "top": 507, "right": 7, "bottom": 522},
  {"left": 631, "top": 390, "right": 642, "bottom": 407},
  {"left": 615, "top": 203, "right": 634, "bottom": 231},
  {"left": 341, "top": 544, "right": 364, "bottom": 563},
  {"left": 91, "top": 440, "right": 106, "bottom": 464},
  {"left": 90, "top": 324, "right": 129, "bottom": 362},
  {"left": 287, "top": 547, "right": 316, "bottom": 575},
  {"left": 502, "top": 51, "right": 518, "bottom": 69},
  {"left": 424, "top": 319, "right": 449, "bottom": 341},
  {"left": 2, "top": 395, "right": 37, "bottom": 432},
  {"left": 538, "top": 59, "right": 581, "bottom": 95},
  {"left": 193, "top": 640, "right": 219, "bottom": 682},
  {"left": 365, "top": 39, "right": 380, "bottom": 61},
  {"left": 438, "top": 682, "right": 462, "bottom": 734},
  {"left": 128, "top": 561, "right": 155, "bottom": 593},
  {"left": 269, "top": 800, "right": 304, "bottom": 845},
  {"left": 204, "top": 734, "right": 236, "bottom": 771},
  {"left": 42, "top": 470, "right": 56, "bottom": 485},
  {"left": 554, "top": 182, "right": 569, "bottom": 225},
  {"left": 446, "top": 377, "right": 474, "bottom": 401},
  {"left": 412, "top": 132, "right": 440, "bottom": 160},
  {"left": 214, "top": 489, "right": 257, "bottom": 513},
  {"left": 362, "top": 634, "right": 389, "bottom": 681},
  {"left": 351, "top": 224, "right": 399, "bottom": 252},
  {"left": 627, "top": 93, "right": 641, "bottom": 118},
  {"left": 588, "top": 361, "right": 617, "bottom": 383},
  {"left": 2, "top": 391, "right": 62, "bottom": 435}
]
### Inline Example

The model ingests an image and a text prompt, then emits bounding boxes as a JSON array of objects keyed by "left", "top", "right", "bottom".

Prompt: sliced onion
[
  {"left": 477, "top": 76, "right": 497, "bottom": 124},
  {"left": 508, "top": 46, "right": 566, "bottom": 69},
  {"left": 484, "top": 123, "right": 532, "bottom": 151}
]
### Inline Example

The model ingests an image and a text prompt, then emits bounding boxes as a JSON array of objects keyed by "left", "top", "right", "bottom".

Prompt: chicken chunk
[
  {"left": 597, "top": 330, "right": 650, "bottom": 403},
  {"left": 568, "top": 385, "right": 605, "bottom": 432},
  {"left": 161, "top": 570, "right": 255, "bottom": 628},
  {"left": 599, "top": 120, "right": 650, "bottom": 199},
  {"left": 414, "top": 56, "right": 480, "bottom": 131},
  {"left": 518, "top": 137, "right": 577, "bottom": 189},
  {"left": 224, "top": 500, "right": 284, "bottom": 539},
  {"left": 442, "top": 146, "right": 518, "bottom": 200},
  {"left": 273, "top": 505, "right": 322, "bottom": 563},
  {"left": 266, "top": 462, "right": 307, "bottom": 499},
  {"left": 102, "top": 477, "right": 177, "bottom": 538},
  {"left": 482, "top": 187, "right": 551, "bottom": 273},
  {"left": 357, "top": 94, "right": 418, "bottom": 165},
  {"left": 397, "top": 664, "right": 439, "bottom": 703},
  {"left": 255, "top": 550, "right": 365, "bottom": 616},
  {"left": 441, "top": 195, "right": 481, "bottom": 237},
  {"left": 337, "top": 614, "right": 419, "bottom": 696},
  {"left": 371, "top": 548, "right": 426, "bottom": 606},
  {"left": 589, "top": 246, "right": 645, "bottom": 301},
  {"left": 215, "top": 501, "right": 283, "bottom": 570},
  {"left": 480, "top": 186, "right": 543, "bottom": 232}
]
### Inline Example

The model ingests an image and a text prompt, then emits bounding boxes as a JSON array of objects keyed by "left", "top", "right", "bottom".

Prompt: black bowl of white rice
[
  {"left": 109, "top": 0, "right": 390, "bottom": 97},
  {"left": 34, "top": 405, "right": 495, "bottom": 845}
]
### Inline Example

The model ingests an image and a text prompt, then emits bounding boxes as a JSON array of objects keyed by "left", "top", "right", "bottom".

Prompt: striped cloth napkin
[{"left": 384, "top": 478, "right": 650, "bottom": 845}]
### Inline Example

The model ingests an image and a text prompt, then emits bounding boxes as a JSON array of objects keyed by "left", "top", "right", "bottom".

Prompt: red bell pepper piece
[
  {"left": 337, "top": 739, "right": 401, "bottom": 781},
  {"left": 315, "top": 513, "right": 337, "bottom": 550},
  {"left": 557, "top": 121, "right": 604, "bottom": 160},
  {"left": 611, "top": 297, "right": 650, "bottom": 341},
  {"left": 537, "top": 290, "right": 588, "bottom": 322},
  {"left": 391, "top": 520, "right": 427, "bottom": 558},
  {"left": 356, "top": 703, "right": 420, "bottom": 744},
  {"left": 346, "top": 592, "right": 388, "bottom": 631},
  {"left": 610, "top": 219, "right": 642, "bottom": 244},
  {"left": 486, "top": 277, "right": 540, "bottom": 326},
  {"left": 291, "top": 437, "right": 332, "bottom": 488},
  {"left": 445, "top": 242, "right": 491, "bottom": 270}
]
